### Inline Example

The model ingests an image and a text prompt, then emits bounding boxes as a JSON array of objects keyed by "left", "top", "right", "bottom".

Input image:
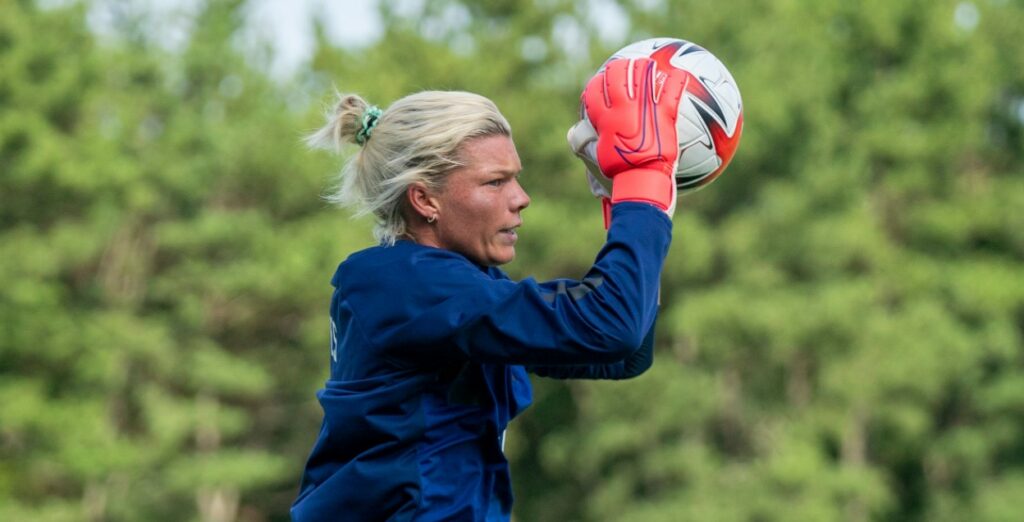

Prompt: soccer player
[{"left": 292, "top": 58, "right": 688, "bottom": 521}]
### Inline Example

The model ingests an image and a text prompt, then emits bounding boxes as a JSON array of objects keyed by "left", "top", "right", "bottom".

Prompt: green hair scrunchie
[{"left": 355, "top": 105, "right": 383, "bottom": 146}]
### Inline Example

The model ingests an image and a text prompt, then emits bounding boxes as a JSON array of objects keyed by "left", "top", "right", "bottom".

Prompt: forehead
[{"left": 456, "top": 134, "right": 521, "bottom": 174}]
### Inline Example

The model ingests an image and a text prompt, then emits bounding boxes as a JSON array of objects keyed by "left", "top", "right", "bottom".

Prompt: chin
[{"left": 487, "top": 248, "right": 515, "bottom": 267}]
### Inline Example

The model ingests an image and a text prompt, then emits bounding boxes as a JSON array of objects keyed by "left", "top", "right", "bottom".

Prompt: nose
[{"left": 511, "top": 178, "right": 530, "bottom": 211}]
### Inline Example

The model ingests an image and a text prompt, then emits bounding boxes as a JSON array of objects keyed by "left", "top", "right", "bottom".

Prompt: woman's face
[{"left": 431, "top": 135, "right": 530, "bottom": 266}]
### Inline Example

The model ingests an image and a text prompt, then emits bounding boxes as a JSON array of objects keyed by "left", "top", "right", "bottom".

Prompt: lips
[
  {"left": 499, "top": 221, "right": 522, "bottom": 234},
  {"left": 499, "top": 222, "right": 521, "bottom": 241}
]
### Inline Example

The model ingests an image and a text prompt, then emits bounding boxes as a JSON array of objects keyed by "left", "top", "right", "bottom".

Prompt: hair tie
[{"left": 355, "top": 105, "right": 383, "bottom": 145}]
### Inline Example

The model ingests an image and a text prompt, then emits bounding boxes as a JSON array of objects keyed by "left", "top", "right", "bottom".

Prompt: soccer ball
[{"left": 585, "top": 38, "right": 743, "bottom": 193}]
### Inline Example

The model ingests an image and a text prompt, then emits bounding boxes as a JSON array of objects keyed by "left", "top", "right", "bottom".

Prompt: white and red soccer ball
[{"left": 583, "top": 38, "right": 744, "bottom": 193}]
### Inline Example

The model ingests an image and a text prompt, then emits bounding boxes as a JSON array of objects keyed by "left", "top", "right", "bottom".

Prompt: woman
[{"left": 292, "top": 58, "right": 688, "bottom": 521}]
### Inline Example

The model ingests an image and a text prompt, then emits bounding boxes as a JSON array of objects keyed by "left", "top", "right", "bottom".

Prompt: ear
[{"left": 406, "top": 182, "right": 441, "bottom": 221}]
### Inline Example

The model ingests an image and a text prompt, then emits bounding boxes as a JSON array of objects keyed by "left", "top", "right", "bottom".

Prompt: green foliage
[{"left": 2, "top": 0, "right": 1023, "bottom": 520}]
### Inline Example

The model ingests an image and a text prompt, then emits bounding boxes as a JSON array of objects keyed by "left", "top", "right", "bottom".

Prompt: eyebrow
[{"left": 488, "top": 169, "right": 521, "bottom": 177}]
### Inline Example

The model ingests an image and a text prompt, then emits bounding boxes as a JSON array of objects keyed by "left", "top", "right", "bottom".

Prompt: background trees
[{"left": 2, "top": 0, "right": 1022, "bottom": 520}]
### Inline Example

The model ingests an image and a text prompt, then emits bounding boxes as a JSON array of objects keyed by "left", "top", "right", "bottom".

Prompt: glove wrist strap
[
  {"left": 601, "top": 197, "right": 612, "bottom": 230},
  {"left": 611, "top": 168, "right": 675, "bottom": 211}
]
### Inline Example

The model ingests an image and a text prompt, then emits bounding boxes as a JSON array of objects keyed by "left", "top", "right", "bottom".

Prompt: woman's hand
[{"left": 579, "top": 57, "right": 688, "bottom": 215}]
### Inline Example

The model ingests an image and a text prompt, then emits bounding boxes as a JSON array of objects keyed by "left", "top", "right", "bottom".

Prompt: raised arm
[{"left": 525, "top": 314, "right": 657, "bottom": 380}]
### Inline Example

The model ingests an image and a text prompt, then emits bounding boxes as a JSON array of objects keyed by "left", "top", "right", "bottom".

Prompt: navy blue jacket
[{"left": 292, "top": 203, "right": 671, "bottom": 521}]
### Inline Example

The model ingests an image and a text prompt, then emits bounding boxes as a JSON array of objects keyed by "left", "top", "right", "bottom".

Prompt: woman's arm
[
  {"left": 369, "top": 203, "right": 670, "bottom": 368},
  {"left": 525, "top": 314, "right": 656, "bottom": 380}
]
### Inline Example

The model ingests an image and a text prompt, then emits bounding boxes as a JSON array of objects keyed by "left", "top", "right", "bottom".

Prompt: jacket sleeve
[
  {"left": 525, "top": 313, "right": 656, "bottom": 380},
  {"left": 379, "top": 203, "right": 671, "bottom": 367}
]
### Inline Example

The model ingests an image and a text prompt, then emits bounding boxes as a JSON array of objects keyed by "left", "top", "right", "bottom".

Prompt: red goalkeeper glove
[{"left": 569, "top": 57, "right": 688, "bottom": 222}]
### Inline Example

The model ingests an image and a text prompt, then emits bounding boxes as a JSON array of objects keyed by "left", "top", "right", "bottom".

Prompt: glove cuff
[{"left": 611, "top": 168, "right": 675, "bottom": 211}]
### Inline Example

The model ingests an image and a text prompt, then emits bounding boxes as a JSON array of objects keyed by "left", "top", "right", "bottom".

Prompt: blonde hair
[{"left": 307, "top": 90, "right": 512, "bottom": 245}]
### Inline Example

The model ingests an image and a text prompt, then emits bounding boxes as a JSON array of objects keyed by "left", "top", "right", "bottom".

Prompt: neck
[{"left": 404, "top": 221, "right": 441, "bottom": 249}]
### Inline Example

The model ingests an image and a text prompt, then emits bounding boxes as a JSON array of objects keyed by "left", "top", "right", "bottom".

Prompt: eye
[{"left": 486, "top": 178, "right": 505, "bottom": 187}]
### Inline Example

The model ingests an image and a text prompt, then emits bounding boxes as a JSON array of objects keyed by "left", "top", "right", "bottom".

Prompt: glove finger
[
  {"left": 566, "top": 119, "right": 598, "bottom": 155},
  {"left": 655, "top": 67, "right": 690, "bottom": 120},
  {"left": 630, "top": 58, "right": 652, "bottom": 102},
  {"left": 568, "top": 118, "right": 610, "bottom": 198},
  {"left": 601, "top": 58, "right": 638, "bottom": 106},
  {"left": 586, "top": 170, "right": 612, "bottom": 199},
  {"left": 582, "top": 73, "right": 609, "bottom": 129}
]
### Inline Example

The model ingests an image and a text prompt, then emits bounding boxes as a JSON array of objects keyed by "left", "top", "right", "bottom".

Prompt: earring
[{"left": 427, "top": 214, "right": 437, "bottom": 224}]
